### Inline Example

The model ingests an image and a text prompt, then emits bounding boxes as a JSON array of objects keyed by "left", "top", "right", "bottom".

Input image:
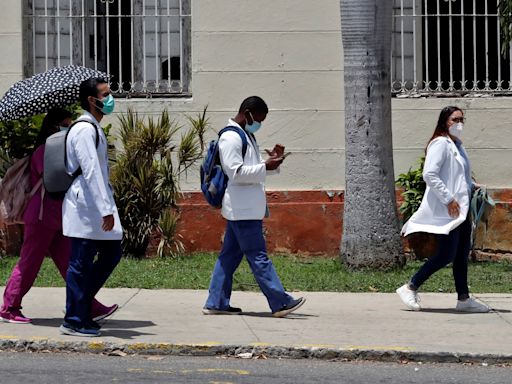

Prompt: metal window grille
[
  {"left": 23, "top": 0, "right": 191, "bottom": 96},
  {"left": 392, "top": 0, "right": 512, "bottom": 96}
]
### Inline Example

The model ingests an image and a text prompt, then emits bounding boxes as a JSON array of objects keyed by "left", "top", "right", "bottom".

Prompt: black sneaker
[
  {"left": 59, "top": 322, "right": 101, "bottom": 337},
  {"left": 202, "top": 306, "right": 242, "bottom": 315},
  {"left": 272, "top": 297, "right": 306, "bottom": 318},
  {"left": 87, "top": 320, "right": 102, "bottom": 330}
]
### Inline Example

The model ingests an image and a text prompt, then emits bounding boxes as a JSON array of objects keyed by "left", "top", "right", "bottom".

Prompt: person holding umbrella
[
  {"left": 0, "top": 108, "right": 117, "bottom": 324},
  {"left": 60, "top": 78, "right": 123, "bottom": 337}
]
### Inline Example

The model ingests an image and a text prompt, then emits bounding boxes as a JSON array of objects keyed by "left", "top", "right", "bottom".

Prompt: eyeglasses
[{"left": 450, "top": 117, "right": 465, "bottom": 123}]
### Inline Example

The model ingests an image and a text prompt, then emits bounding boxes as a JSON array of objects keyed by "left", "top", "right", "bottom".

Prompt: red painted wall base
[{"left": 3, "top": 190, "right": 512, "bottom": 258}]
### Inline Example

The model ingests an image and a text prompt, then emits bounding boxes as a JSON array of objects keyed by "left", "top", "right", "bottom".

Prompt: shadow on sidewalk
[
  {"left": 416, "top": 308, "right": 511, "bottom": 314},
  {"left": 241, "top": 312, "right": 317, "bottom": 320},
  {"left": 98, "top": 329, "right": 155, "bottom": 339},
  {"left": 101, "top": 319, "right": 155, "bottom": 329},
  {"left": 31, "top": 318, "right": 157, "bottom": 340}
]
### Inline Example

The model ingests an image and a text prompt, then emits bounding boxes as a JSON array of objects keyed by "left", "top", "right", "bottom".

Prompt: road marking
[
  {"left": 209, "top": 382, "right": 235, "bottom": 384},
  {"left": 345, "top": 345, "right": 414, "bottom": 351},
  {"left": 174, "top": 341, "right": 223, "bottom": 346},
  {"left": 0, "top": 335, "right": 18, "bottom": 340},
  {"left": 181, "top": 369, "right": 250, "bottom": 376},
  {"left": 87, "top": 342, "right": 105, "bottom": 350},
  {"left": 127, "top": 368, "right": 144, "bottom": 373},
  {"left": 300, "top": 344, "right": 337, "bottom": 348}
]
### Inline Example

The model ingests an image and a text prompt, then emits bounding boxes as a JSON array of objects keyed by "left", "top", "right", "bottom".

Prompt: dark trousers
[
  {"left": 64, "top": 238, "right": 122, "bottom": 328},
  {"left": 411, "top": 217, "right": 471, "bottom": 298}
]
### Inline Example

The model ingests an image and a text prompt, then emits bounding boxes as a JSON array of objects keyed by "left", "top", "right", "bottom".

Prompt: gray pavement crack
[
  {"left": 103, "top": 288, "right": 142, "bottom": 324},
  {"left": 241, "top": 315, "right": 261, "bottom": 343},
  {"left": 476, "top": 295, "right": 512, "bottom": 327}
]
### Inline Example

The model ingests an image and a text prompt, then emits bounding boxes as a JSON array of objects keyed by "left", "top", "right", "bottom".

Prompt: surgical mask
[
  {"left": 246, "top": 112, "right": 262, "bottom": 134},
  {"left": 449, "top": 122, "right": 464, "bottom": 138},
  {"left": 95, "top": 94, "right": 115, "bottom": 115}
]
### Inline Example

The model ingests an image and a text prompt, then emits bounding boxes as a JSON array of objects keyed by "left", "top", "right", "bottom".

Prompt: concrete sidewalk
[{"left": 1, "top": 288, "right": 511, "bottom": 362}]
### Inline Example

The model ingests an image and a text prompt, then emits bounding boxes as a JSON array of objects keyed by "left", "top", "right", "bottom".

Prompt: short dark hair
[
  {"left": 79, "top": 77, "right": 108, "bottom": 111},
  {"left": 35, "top": 108, "right": 73, "bottom": 148},
  {"left": 238, "top": 96, "right": 268, "bottom": 115}
]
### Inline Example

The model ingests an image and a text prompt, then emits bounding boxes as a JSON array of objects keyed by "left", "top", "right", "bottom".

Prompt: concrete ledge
[{"left": 2, "top": 338, "right": 512, "bottom": 365}]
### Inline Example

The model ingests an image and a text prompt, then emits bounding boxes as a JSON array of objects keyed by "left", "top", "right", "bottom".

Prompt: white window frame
[
  {"left": 392, "top": 0, "right": 512, "bottom": 97},
  {"left": 22, "top": 0, "right": 191, "bottom": 97}
]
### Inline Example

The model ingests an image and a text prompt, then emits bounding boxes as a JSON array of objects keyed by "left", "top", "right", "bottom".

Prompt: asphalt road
[{"left": 0, "top": 352, "right": 511, "bottom": 384}]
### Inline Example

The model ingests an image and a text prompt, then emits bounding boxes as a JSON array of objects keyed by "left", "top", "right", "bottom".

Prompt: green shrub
[
  {"left": 111, "top": 107, "right": 208, "bottom": 258},
  {"left": 396, "top": 157, "right": 426, "bottom": 223},
  {"left": 0, "top": 104, "right": 82, "bottom": 177}
]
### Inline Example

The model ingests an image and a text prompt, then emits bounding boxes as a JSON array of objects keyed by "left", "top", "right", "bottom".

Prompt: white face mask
[{"left": 449, "top": 122, "right": 464, "bottom": 138}]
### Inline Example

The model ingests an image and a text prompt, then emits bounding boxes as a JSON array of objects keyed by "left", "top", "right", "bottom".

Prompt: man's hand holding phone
[
  {"left": 265, "top": 144, "right": 290, "bottom": 170},
  {"left": 265, "top": 144, "right": 285, "bottom": 158}
]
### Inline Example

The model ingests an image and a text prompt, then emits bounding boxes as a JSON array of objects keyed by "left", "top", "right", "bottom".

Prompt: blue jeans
[
  {"left": 205, "top": 220, "right": 293, "bottom": 313},
  {"left": 410, "top": 217, "right": 471, "bottom": 299},
  {"left": 65, "top": 238, "right": 122, "bottom": 328}
]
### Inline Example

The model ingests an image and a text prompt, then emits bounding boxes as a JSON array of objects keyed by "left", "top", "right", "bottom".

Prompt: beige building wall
[
  {"left": 1, "top": 0, "right": 511, "bottom": 190},
  {"left": 0, "top": 1, "right": 23, "bottom": 93}
]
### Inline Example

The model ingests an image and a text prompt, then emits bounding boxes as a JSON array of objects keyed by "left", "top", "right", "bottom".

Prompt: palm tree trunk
[{"left": 340, "top": 0, "right": 405, "bottom": 269}]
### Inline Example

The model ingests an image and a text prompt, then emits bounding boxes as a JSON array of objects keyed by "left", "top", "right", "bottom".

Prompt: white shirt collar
[{"left": 82, "top": 110, "right": 101, "bottom": 126}]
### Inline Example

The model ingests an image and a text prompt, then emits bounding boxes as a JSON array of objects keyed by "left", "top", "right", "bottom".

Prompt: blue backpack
[{"left": 200, "top": 126, "right": 248, "bottom": 208}]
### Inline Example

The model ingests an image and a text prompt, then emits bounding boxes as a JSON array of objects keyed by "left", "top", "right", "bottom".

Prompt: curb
[{"left": 1, "top": 339, "right": 512, "bottom": 365}]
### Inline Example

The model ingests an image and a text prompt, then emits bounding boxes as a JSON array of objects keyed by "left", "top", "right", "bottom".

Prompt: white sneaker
[
  {"left": 396, "top": 284, "right": 421, "bottom": 311},
  {"left": 455, "top": 297, "right": 490, "bottom": 313}
]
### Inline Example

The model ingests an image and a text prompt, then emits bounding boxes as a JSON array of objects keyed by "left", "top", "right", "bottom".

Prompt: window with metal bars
[
  {"left": 23, "top": 0, "right": 191, "bottom": 97},
  {"left": 392, "top": 0, "right": 511, "bottom": 96}
]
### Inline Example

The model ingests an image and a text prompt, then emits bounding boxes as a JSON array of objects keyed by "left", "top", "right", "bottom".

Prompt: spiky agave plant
[{"left": 111, "top": 107, "right": 208, "bottom": 257}]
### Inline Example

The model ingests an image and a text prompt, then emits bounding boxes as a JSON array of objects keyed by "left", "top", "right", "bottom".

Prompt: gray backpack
[{"left": 43, "top": 120, "right": 99, "bottom": 199}]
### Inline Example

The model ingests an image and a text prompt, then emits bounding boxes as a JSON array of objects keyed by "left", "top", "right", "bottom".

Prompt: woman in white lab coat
[{"left": 396, "top": 106, "right": 489, "bottom": 313}]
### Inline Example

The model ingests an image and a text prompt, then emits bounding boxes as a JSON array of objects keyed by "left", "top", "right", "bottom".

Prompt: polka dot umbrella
[{"left": 0, "top": 65, "right": 108, "bottom": 122}]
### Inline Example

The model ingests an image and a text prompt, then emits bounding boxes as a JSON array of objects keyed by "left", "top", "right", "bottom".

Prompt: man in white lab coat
[
  {"left": 60, "top": 78, "right": 123, "bottom": 337},
  {"left": 203, "top": 96, "right": 306, "bottom": 318}
]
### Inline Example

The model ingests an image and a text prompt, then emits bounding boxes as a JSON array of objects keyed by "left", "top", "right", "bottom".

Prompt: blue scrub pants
[
  {"left": 205, "top": 220, "right": 293, "bottom": 313},
  {"left": 65, "top": 238, "right": 122, "bottom": 328}
]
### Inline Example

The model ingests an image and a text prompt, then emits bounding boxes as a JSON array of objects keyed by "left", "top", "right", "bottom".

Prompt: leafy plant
[
  {"left": 395, "top": 157, "right": 426, "bottom": 223},
  {"left": 499, "top": 0, "right": 512, "bottom": 56},
  {"left": 111, "top": 107, "right": 209, "bottom": 258},
  {"left": 157, "top": 209, "right": 184, "bottom": 258},
  {"left": 0, "top": 104, "right": 82, "bottom": 177}
]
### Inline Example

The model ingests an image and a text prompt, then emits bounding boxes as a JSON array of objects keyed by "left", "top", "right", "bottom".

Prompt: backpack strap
[
  {"left": 218, "top": 126, "right": 248, "bottom": 159},
  {"left": 29, "top": 178, "right": 43, "bottom": 198},
  {"left": 66, "top": 119, "right": 100, "bottom": 177},
  {"left": 67, "top": 119, "right": 100, "bottom": 146}
]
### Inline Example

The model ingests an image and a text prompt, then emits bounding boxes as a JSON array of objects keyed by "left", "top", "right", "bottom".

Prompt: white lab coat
[
  {"left": 402, "top": 136, "right": 470, "bottom": 236},
  {"left": 62, "top": 112, "right": 123, "bottom": 240},
  {"left": 219, "top": 119, "right": 270, "bottom": 221}
]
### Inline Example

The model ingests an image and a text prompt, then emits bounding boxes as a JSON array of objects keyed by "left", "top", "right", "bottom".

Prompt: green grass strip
[{"left": 0, "top": 253, "right": 511, "bottom": 292}]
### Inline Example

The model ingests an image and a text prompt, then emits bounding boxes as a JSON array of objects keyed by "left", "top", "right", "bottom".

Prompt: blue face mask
[
  {"left": 95, "top": 94, "right": 115, "bottom": 115},
  {"left": 246, "top": 112, "right": 262, "bottom": 134}
]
